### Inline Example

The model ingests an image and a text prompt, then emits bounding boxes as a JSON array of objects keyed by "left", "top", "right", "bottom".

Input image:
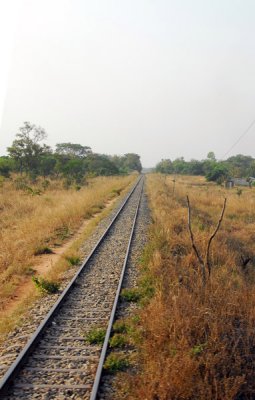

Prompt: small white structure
[
  {"left": 233, "top": 178, "right": 250, "bottom": 187},
  {"left": 225, "top": 177, "right": 255, "bottom": 188}
]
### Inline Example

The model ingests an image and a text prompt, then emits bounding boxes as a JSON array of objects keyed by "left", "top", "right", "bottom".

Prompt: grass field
[
  {"left": 123, "top": 174, "right": 255, "bottom": 399},
  {"left": 0, "top": 175, "right": 135, "bottom": 337}
]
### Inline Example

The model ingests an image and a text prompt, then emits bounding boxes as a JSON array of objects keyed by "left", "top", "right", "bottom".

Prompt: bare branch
[
  {"left": 206, "top": 198, "right": 227, "bottom": 276},
  {"left": 187, "top": 196, "right": 206, "bottom": 285}
]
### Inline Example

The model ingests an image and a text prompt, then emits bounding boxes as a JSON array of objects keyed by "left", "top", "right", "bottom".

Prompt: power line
[{"left": 221, "top": 118, "right": 255, "bottom": 159}]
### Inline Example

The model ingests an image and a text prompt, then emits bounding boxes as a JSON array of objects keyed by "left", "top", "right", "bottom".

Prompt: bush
[
  {"left": 205, "top": 163, "right": 229, "bottom": 183},
  {"left": 85, "top": 328, "right": 106, "bottom": 345},
  {"left": 121, "top": 288, "right": 142, "bottom": 302},
  {"left": 103, "top": 353, "right": 129, "bottom": 373},
  {"left": 113, "top": 320, "right": 128, "bottom": 334},
  {"left": 32, "top": 277, "right": 60, "bottom": 294},
  {"left": 109, "top": 334, "right": 127, "bottom": 348},
  {"left": 0, "top": 157, "right": 13, "bottom": 177},
  {"left": 65, "top": 255, "right": 81, "bottom": 266}
]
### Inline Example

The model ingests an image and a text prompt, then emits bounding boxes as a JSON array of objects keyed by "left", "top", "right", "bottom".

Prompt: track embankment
[{"left": 0, "top": 176, "right": 149, "bottom": 400}]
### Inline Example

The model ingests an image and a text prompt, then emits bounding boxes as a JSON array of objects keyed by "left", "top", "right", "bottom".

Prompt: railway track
[{"left": 0, "top": 176, "right": 144, "bottom": 399}]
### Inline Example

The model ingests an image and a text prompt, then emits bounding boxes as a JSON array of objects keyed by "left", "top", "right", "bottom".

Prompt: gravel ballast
[{"left": 97, "top": 180, "right": 151, "bottom": 400}]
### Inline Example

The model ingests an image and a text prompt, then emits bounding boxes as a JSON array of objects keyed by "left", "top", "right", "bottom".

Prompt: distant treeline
[
  {"left": 0, "top": 122, "right": 142, "bottom": 183},
  {"left": 155, "top": 152, "right": 255, "bottom": 183}
]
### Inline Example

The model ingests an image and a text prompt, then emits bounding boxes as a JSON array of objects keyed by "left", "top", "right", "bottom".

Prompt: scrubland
[
  {"left": 124, "top": 174, "right": 255, "bottom": 399},
  {"left": 0, "top": 175, "right": 134, "bottom": 326}
]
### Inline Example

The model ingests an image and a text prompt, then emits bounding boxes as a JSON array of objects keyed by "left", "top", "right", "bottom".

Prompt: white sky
[{"left": 0, "top": 0, "right": 255, "bottom": 167}]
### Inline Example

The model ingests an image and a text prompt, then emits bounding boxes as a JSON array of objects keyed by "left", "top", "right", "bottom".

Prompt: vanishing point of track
[{"left": 0, "top": 176, "right": 144, "bottom": 399}]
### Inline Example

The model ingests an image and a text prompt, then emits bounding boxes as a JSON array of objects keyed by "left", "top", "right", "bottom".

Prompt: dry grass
[
  {"left": 0, "top": 175, "right": 135, "bottom": 310},
  {"left": 123, "top": 174, "right": 255, "bottom": 399}
]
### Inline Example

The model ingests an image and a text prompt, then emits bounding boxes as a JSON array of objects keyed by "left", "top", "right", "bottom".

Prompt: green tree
[
  {"left": 225, "top": 154, "right": 254, "bottom": 177},
  {"left": 39, "top": 156, "right": 57, "bottom": 177},
  {"left": 62, "top": 159, "right": 86, "bottom": 183},
  {"left": 86, "top": 154, "right": 119, "bottom": 176},
  {"left": 172, "top": 157, "right": 187, "bottom": 174},
  {"left": 188, "top": 159, "right": 205, "bottom": 175},
  {"left": 109, "top": 155, "right": 128, "bottom": 174},
  {"left": 207, "top": 151, "right": 216, "bottom": 161},
  {"left": 0, "top": 157, "right": 14, "bottom": 177},
  {"left": 249, "top": 160, "right": 255, "bottom": 177},
  {"left": 155, "top": 159, "right": 173, "bottom": 174},
  {"left": 205, "top": 163, "right": 229, "bottom": 184},
  {"left": 122, "top": 153, "right": 142, "bottom": 173},
  {"left": 7, "top": 122, "right": 51, "bottom": 175},
  {"left": 55, "top": 143, "right": 92, "bottom": 158}
]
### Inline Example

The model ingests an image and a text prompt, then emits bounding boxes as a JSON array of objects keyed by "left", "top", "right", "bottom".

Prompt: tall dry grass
[
  {"left": 125, "top": 174, "right": 255, "bottom": 399},
  {"left": 0, "top": 175, "right": 134, "bottom": 308}
]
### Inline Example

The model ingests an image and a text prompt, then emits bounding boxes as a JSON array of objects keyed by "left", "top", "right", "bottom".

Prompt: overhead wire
[{"left": 221, "top": 118, "right": 255, "bottom": 159}]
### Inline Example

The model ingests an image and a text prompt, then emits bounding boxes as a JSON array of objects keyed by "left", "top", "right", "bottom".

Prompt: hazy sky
[{"left": 0, "top": 0, "right": 255, "bottom": 167}]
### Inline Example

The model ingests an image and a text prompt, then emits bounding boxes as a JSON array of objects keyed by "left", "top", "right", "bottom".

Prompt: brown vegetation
[
  {"left": 123, "top": 174, "right": 255, "bottom": 399},
  {"left": 0, "top": 175, "right": 134, "bottom": 336}
]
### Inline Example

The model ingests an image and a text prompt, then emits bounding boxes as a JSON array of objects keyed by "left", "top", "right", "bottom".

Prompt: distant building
[
  {"left": 225, "top": 177, "right": 255, "bottom": 188},
  {"left": 225, "top": 179, "right": 234, "bottom": 189},
  {"left": 233, "top": 178, "right": 250, "bottom": 187}
]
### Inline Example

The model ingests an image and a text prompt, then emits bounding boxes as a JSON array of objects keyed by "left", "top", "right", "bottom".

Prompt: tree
[
  {"left": 225, "top": 154, "right": 254, "bottom": 177},
  {"left": 55, "top": 143, "right": 92, "bottom": 158},
  {"left": 172, "top": 157, "right": 187, "bottom": 174},
  {"left": 188, "top": 159, "right": 205, "bottom": 175},
  {"left": 249, "top": 161, "right": 255, "bottom": 177},
  {"left": 39, "top": 156, "right": 57, "bottom": 177},
  {"left": 0, "top": 157, "right": 14, "bottom": 177},
  {"left": 122, "top": 153, "right": 142, "bottom": 173},
  {"left": 205, "top": 163, "right": 229, "bottom": 184},
  {"left": 86, "top": 154, "right": 119, "bottom": 176},
  {"left": 62, "top": 159, "right": 86, "bottom": 183},
  {"left": 7, "top": 122, "right": 51, "bottom": 175},
  {"left": 207, "top": 151, "right": 216, "bottom": 161},
  {"left": 155, "top": 159, "right": 173, "bottom": 174},
  {"left": 109, "top": 155, "right": 127, "bottom": 174}
]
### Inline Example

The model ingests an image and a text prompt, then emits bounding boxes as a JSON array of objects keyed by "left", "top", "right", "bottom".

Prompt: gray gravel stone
[{"left": 97, "top": 181, "right": 151, "bottom": 400}]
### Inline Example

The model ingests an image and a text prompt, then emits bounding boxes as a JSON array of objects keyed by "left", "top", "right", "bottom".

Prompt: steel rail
[
  {"left": 90, "top": 177, "right": 144, "bottom": 400},
  {"left": 0, "top": 175, "right": 143, "bottom": 396}
]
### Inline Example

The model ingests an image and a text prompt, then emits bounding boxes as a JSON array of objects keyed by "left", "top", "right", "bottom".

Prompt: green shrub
[
  {"left": 65, "top": 255, "right": 81, "bottom": 266},
  {"left": 32, "top": 276, "right": 60, "bottom": 294},
  {"left": 113, "top": 320, "right": 128, "bottom": 334},
  {"left": 109, "top": 334, "right": 127, "bottom": 348},
  {"left": 131, "top": 314, "right": 141, "bottom": 324},
  {"left": 85, "top": 328, "right": 106, "bottom": 345},
  {"left": 121, "top": 288, "right": 142, "bottom": 302},
  {"left": 139, "top": 276, "right": 155, "bottom": 300},
  {"left": 103, "top": 353, "right": 129, "bottom": 373}
]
